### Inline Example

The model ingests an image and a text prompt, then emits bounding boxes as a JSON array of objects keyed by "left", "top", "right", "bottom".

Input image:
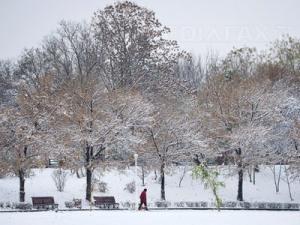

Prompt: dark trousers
[{"left": 138, "top": 201, "right": 148, "bottom": 210}]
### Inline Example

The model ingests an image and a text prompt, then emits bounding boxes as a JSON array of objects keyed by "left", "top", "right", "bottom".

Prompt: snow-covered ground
[
  {"left": 0, "top": 210, "right": 299, "bottom": 225},
  {"left": 0, "top": 166, "right": 299, "bottom": 207}
]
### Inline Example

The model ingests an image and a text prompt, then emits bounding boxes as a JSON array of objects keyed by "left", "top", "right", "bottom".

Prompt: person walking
[{"left": 138, "top": 188, "right": 148, "bottom": 210}]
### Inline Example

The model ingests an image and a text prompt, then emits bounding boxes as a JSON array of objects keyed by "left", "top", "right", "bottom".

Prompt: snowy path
[{"left": 0, "top": 210, "right": 299, "bottom": 225}]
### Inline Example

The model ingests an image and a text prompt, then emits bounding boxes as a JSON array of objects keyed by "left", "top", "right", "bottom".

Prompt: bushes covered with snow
[
  {"left": 64, "top": 199, "right": 82, "bottom": 209},
  {"left": 0, "top": 202, "right": 32, "bottom": 210},
  {"left": 124, "top": 181, "right": 136, "bottom": 193},
  {"left": 52, "top": 169, "right": 68, "bottom": 192},
  {"left": 97, "top": 182, "right": 108, "bottom": 193},
  {"left": 171, "top": 201, "right": 300, "bottom": 210}
]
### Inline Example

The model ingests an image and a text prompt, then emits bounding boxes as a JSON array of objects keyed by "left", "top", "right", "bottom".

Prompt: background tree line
[{"left": 0, "top": 1, "right": 300, "bottom": 203}]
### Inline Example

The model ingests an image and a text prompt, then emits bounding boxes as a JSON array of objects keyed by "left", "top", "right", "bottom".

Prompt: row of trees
[
  {"left": 1, "top": 1, "right": 300, "bottom": 203},
  {"left": 0, "top": 1, "right": 193, "bottom": 202}
]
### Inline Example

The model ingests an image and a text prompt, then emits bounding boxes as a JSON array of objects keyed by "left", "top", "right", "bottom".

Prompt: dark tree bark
[
  {"left": 86, "top": 167, "right": 92, "bottom": 202},
  {"left": 193, "top": 153, "right": 205, "bottom": 166},
  {"left": 141, "top": 166, "right": 145, "bottom": 186},
  {"left": 76, "top": 170, "right": 80, "bottom": 178},
  {"left": 253, "top": 166, "right": 256, "bottom": 185},
  {"left": 178, "top": 166, "right": 187, "bottom": 188},
  {"left": 19, "top": 169, "right": 25, "bottom": 202},
  {"left": 85, "top": 145, "right": 93, "bottom": 202},
  {"left": 236, "top": 148, "right": 243, "bottom": 201},
  {"left": 160, "top": 162, "right": 165, "bottom": 201},
  {"left": 18, "top": 146, "right": 27, "bottom": 202},
  {"left": 237, "top": 167, "right": 243, "bottom": 201}
]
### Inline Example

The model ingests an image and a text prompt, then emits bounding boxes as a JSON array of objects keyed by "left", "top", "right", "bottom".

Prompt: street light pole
[{"left": 134, "top": 153, "right": 138, "bottom": 210}]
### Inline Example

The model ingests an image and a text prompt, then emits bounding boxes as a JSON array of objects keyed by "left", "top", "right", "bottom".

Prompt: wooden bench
[
  {"left": 94, "top": 196, "right": 119, "bottom": 209},
  {"left": 32, "top": 196, "right": 58, "bottom": 210}
]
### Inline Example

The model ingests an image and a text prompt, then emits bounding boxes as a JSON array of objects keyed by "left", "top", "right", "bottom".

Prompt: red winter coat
[{"left": 140, "top": 191, "right": 147, "bottom": 203}]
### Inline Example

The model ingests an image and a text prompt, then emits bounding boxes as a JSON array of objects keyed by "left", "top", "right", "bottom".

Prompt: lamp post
[{"left": 134, "top": 153, "right": 138, "bottom": 210}]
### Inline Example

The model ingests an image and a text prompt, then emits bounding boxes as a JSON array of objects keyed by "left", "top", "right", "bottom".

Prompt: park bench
[
  {"left": 47, "top": 159, "right": 59, "bottom": 168},
  {"left": 93, "top": 196, "right": 119, "bottom": 209},
  {"left": 32, "top": 196, "right": 58, "bottom": 210}
]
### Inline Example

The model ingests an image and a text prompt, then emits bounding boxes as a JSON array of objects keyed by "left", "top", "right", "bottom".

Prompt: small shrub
[
  {"left": 52, "top": 168, "right": 68, "bottom": 192},
  {"left": 243, "top": 202, "right": 251, "bottom": 209},
  {"left": 124, "top": 181, "right": 135, "bottom": 193},
  {"left": 200, "top": 201, "right": 208, "bottom": 207},
  {"left": 73, "top": 199, "right": 82, "bottom": 208},
  {"left": 15, "top": 203, "right": 32, "bottom": 210},
  {"left": 174, "top": 202, "right": 185, "bottom": 207},
  {"left": 98, "top": 182, "right": 108, "bottom": 193},
  {"left": 192, "top": 165, "right": 224, "bottom": 209},
  {"left": 65, "top": 201, "right": 74, "bottom": 208},
  {"left": 155, "top": 201, "right": 171, "bottom": 208},
  {"left": 5, "top": 202, "right": 11, "bottom": 208},
  {"left": 65, "top": 199, "right": 82, "bottom": 209},
  {"left": 194, "top": 202, "right": 201, "bottom": 207},
  {"left": 283, "top": 203, "right": 299, "bottom": 209},
  {"left": 266, "top": 202, "right": 282, "bottom": 209},
  {"left": 185, "top": 202, "right": 195, "bottom": 207},
  {"left": 91, "top": 175, "right": 108, "bottom": 193},
  {"left": 258, "top": 202, "right": 266, "bottom": 209},
  {"left": 224, "top": 201, "right": 237, "bottom": 208},
  {"left": 121, "top": 201, "right": 135, "bottom": 209}
]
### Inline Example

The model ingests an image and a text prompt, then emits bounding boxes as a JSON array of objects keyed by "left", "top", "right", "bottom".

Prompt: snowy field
[
  {"left": 0, "top": 167, "right": 299, "bottom": 225},
  {"left": 0, "top": 166, "right": 299, "bottom": 207},
  {"left": 0, "top": 210, "right": 299, "bottom": 225}
]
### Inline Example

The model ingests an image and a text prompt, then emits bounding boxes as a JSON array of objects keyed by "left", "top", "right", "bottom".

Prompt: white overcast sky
[{"left": 0, "top": 0, "right": 300, "bottom": 60}]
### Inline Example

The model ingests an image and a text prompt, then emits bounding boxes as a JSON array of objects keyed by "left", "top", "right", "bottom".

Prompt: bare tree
[
  {"left": 178, "top": 165, "right": 188, "bottom": 188},
  {"left": 92, "top": 1, "right": 183, "bottom": 91},
  {"left": 269, "top": 35, "right": 300, "bottom": 76},
  {"left": 16, "top": 48, "right": 50, "bottom": 89},
  {"left": 42, "top": 21, "right": 99, "bottom": 83},
  {"left": 52, "top": 167, "right": 68, "bottom": 192},
  {"left": 270, "top": 164, "right": 282, "bottom": 193},
  {"left": 0, "top": 60, "right": 17, "bottom": 105},
  {"left": 221, "top": 47, "right": 258, "bottom": 79}
]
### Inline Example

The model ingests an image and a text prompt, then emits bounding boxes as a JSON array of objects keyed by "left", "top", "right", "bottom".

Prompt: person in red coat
[{"left": 138, "top": 188, "right": 148, "bottom": 210}]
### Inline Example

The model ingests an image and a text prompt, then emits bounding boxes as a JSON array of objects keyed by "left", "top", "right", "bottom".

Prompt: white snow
[
  {"left": 0, "top": 210, "right": 299, "bottom": 225},
  {"left": 0, "top": 166, "right": 299, "bottom": 207}
]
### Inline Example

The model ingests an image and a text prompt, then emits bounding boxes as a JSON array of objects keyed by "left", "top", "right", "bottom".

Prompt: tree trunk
[
  {"left": 237, "top": 168, "right": 243, "bottom": 201},
  {"left": 284, "top": 166, "right": 294, "bottom": 201},
  {"left": 235, "top": 148, "right": 243, "bottom": 201},
  {"left": 178, "top": 166, "right": 187, "bottom": 188},
  {"left": 85, "top": 144, "right": 93, "bottom": 202},
  {"left": 86, "top": 167, "right": 92, "bottom": 202},
  {"left": 142, "top": 166, "right": 145, "bottom": 186},
  {"left": 248, "top": 167, "right": 252, "bottom": 183},
  {"left": 272, "top": 164, "right": 282, "bottom": 193},
  {"left": 253, "top": 166, "right": 256, "bottom": 185},
  {"left": 19, "top": 169, "right": 25, "bottom": 202},
  {"left": 76, "top": 169, "right": 80, "bottom": 178},
  {"left": 160, "top": 162, "right": 166, "bottom": 201}
]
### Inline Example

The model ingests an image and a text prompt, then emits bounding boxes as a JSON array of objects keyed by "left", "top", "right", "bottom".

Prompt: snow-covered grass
[
  {"left": 0, "top": 210, "right": 299, "bottom": 225},
  {"left": 0, "top": 166, "right": 299, "bottom": 208}
]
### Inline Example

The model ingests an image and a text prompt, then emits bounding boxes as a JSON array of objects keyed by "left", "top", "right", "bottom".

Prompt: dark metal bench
[
  {"left": 32, "top": 196, "right": 58, "bottom": 210},
  {"left": 94, "top": 196, "right": 119, "bottom": 209}
]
